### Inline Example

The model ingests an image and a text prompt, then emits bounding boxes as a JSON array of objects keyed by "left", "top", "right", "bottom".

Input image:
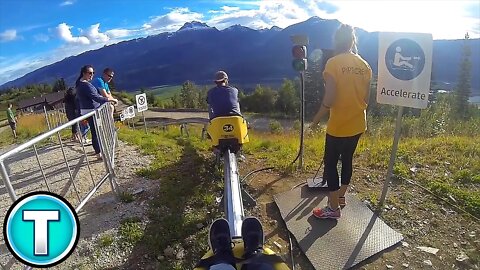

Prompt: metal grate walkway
[{"left": 274, "top": 185, "right": 403, "bottom": 269}]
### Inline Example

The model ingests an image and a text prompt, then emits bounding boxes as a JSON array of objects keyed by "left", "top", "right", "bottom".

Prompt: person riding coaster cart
[{"left": 198, "top": 116, "right": 290, "bottom": 270}]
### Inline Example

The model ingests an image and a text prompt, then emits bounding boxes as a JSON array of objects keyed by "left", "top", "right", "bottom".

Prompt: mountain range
[{"left": 1, "top": 17, "right": 479, "bottom": 95}]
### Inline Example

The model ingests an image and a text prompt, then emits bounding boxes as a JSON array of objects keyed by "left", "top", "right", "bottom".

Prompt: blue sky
[{"left": 0, "top": 0, "right": 479, "bottom": 86}]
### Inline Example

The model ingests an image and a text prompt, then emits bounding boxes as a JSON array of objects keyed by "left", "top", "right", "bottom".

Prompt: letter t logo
[{"left": 23, "top": 210, "right": 60, "bottom": 256}]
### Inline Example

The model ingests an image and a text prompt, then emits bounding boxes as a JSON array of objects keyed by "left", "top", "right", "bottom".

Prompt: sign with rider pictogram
[
  {"left": 119, "top": 113, "right": 125, "bottom": 121},
  {"left": 377, "top": 32, "right": 433, "bottom": 109},
  {"left": 135, "top": 93, "right": 148, "bottom": 112},
  {"left": 124, "top": 106, "right": 135, "bottom": 119}
]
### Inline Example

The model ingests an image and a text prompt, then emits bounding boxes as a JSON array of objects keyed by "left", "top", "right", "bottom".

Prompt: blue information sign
[{"left": 385, "top": 38, "right": 425, "bottom": 81}]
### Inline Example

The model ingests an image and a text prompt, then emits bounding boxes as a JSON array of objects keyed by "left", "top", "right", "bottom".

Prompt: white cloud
[
  {"left": 0, "top": 54, "right": 50, "bottom": 85},
  {"left": 209, "top": 6, "right": 240, "bottom": 14},
  {"left": 0, "top": 42, "right": 106, "bottom": 85},
  {"left": 208, "top": 0, "right": 479, "bottom": 39},
  {"left": 0, "top": 29, "right": 17, "bottom": 42},
  {"left": 143, "top": 7, "right": 204, "bottom": 33},
  {"left": 207, "top": 1, "right": 310, "bottom": 30},
  {"left": 56, "top": 23, "right": 90, "bottom": 44},
  {"left": 105, "top": 28, "right": 137, "bottom": 39},
  {"left": 81, "top": 23, "right": 109, "bottom": 43},
  {"left": 60, "top": 0, "right": 74, "bottom": 6},
  {"left": 319, "top": 0, "right": 480, "bottom": 39}
]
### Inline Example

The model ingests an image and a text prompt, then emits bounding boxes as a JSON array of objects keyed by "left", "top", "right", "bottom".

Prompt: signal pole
[{"left": 290, "top": 35, "right": 309, "bottom": 169}]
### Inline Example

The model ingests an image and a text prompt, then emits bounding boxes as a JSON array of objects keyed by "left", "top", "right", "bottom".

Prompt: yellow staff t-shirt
[{"left": 323, "top": 52, "right": 372, "bottom": 137}]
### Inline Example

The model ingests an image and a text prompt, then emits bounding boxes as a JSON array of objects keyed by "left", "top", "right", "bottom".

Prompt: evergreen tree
[
  {"left": 146, "top": 92, "right": 155, "bottom": 105},
  {"left": 180, "top": 81, "right": 198, "bottom": 108},
  {"left": 197, "top": 85, "right": 209, "bottom": 110},
  {"left": 52, "top": 78, "right": 67, "bottom": 92},
  {"left": 455, "top": 33, "right": 472, "bottom": 119},
  {"left": 276, "top": 79, "right": 300, "bottom": 116},
  {"left": 171, "top": 93, "right": 181, "bottom": 108},
  {"left": 241, "top": 85, "right": 276, "bottom": 113}
]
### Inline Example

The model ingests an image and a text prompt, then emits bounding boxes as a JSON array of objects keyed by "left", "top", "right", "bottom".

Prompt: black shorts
[{"left": 8, "top": 121, "right": 16, "bottom": 130}]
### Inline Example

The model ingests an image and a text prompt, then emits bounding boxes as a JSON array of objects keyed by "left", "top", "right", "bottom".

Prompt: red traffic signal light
[{"left": 292, "top": 45, "right": 307, "bottom": 59}]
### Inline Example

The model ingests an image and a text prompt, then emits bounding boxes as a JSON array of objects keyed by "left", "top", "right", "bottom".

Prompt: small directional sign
[
  {"left": 136, "top": 93, "right": 148, "bottom": 112},
  {"left": 120, "top": 113, "right": 125, "bottom": 121},
  {"left": 124, "top": 106, "right": 135, "bottom": 119}
]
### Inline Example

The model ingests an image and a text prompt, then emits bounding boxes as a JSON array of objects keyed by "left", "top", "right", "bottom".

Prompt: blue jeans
[{"left": 87, "top": 116, "right": 101, "bottom": 154}]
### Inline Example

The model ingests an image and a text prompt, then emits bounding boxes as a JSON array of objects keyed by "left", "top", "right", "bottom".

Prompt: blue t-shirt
[
  {"left": 92, "top": 77, "right": 110, "bottom": 95},
  {"left": 206, "top": 85, "right": 242, "bottom": 119}
]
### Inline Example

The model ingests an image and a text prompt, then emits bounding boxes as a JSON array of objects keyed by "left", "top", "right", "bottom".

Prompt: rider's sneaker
[
  {"left": 209, "top": 218, "right": 235, "bottom": 265},
  {"left": 241, "top": 217, "right": 264, "bottom": 257},
  {"left": 312, "top": 206, "right": 341, "bottom": 219}
]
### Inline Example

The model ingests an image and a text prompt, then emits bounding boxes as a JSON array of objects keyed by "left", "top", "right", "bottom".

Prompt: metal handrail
[{"left": 0, "top": 102, "right": 119, "bottom": 270}]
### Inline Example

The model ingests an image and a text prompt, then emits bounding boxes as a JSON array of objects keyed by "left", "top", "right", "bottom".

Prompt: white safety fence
[{"left": 0, "top": 103, "right": 119, "bottom": 270}]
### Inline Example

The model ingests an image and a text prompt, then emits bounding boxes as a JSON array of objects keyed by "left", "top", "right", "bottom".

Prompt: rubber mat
[{"left": 274, "top": 185, "right": 403, "bottom": 269}]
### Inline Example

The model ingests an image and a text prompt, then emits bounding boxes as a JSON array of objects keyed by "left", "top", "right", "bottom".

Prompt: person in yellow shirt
[{"left": 310, "top": 24, "right": 372, "bottom": 219}]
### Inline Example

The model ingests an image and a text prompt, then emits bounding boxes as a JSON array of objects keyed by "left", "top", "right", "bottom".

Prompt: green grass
[
  {"left": 98, "top": 234, "right": 115, "bottom": 248},
  {"left": 146, "top": 85, "right": 181, "bottom": 100},
  {"left": 119, "top": 217, "right": 144, "bottom": 246},
  {"left": 118, "top": 126, "right": 220, "bottom": 269},
  {"left": 116, "top": 119, "right": 478, "bottom": 269}
]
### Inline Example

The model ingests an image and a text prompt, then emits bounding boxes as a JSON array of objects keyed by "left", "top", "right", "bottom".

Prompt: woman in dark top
[
  {"left": 75, "top": 65, "right": 117, "bottom": 159},
  {"left": 64, "top": 87, "right": 79, "bottom": 141}
]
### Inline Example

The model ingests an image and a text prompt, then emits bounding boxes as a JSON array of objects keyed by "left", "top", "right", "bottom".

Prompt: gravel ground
[{"left": 0, "top": 140, "right": 156, "bottom": 270}]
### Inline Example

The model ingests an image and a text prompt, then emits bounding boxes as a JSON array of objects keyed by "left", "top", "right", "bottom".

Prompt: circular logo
[
  {"left": 223, "top": 124, "right": 234, "bottom": 132},
  {"left": 386, "top": 38, "right": 425, "bottom": 80},
  {"left": 138, "top": 96, "right": 145, "bottom": 105},
  {"left": 3, "top": 192, "right": 80, "bottom": 268}
]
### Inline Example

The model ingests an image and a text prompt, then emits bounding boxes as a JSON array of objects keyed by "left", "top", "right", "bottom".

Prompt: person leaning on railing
[
  {"left": 92, "top": 67, "right": 116, "bottom": 119},
  {"left": 75, "top": 65, "right": 118, "bottom": 160}
]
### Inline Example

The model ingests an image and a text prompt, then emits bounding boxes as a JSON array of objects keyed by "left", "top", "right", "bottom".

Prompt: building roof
[
  {"left": 45, "top": 91, "right": 65, "bottom": 104},
  {"left": 17, "top": 91, "right": 66, "bottom": 110},
  {"left": 17, "top": 96, "right": 46, "bottom": 110}
]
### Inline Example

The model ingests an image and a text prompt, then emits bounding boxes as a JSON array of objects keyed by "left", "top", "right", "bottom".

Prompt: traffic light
[{"left": 292, "top": 45, "right": 307, "bottom": 71}]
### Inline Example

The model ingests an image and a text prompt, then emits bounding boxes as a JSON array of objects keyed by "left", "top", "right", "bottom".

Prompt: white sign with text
[
  {"left": 377, "top": 32, "right": 433, "bottom": 109},
  {"left": 136, "top": 93, "right": 148, "bottom": 112}
]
